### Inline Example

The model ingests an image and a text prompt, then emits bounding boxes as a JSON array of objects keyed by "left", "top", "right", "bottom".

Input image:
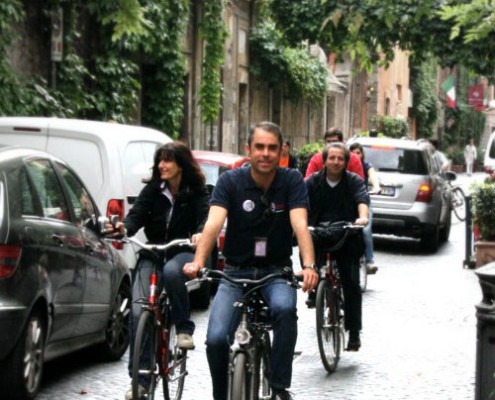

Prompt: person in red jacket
[{"left": 305, "top": 128, "right": 364, "bottom": 179}]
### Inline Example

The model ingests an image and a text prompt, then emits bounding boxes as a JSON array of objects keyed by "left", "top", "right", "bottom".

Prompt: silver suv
[{"left": 347, "top": 136, "right": 453, "bottom": 252}]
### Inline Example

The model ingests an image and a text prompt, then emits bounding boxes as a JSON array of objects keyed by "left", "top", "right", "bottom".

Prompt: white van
[
  {"left": 0, "top": 117, "right": 172, "bottom": 267},
  {"left": 484, "top": 131, "right": 495, "bottom": 174}
]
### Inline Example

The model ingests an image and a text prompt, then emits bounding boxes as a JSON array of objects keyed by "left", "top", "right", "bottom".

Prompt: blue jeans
[
  {"left": 363, "top": 207, "right": 374, "bottom": 264},
  {"left": 206, "top": 265, "right": 298, "bottom": 400},
  {"left": 128, "top": 252, "right": 194, "bottom": 384}
]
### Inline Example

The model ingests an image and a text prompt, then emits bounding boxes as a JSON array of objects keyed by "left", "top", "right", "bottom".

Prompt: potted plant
[{"left": 471, "top": 178, "right": 495, "bottom": 266}]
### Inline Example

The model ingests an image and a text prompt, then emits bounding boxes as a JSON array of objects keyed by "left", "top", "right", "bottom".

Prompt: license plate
[{"left": 380, "top": 186, "right": 395, "bottom": 196}]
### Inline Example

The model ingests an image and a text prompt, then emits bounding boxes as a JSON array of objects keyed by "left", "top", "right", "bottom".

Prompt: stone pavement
[{"left": 37, "top": 192, "right": 482, "bottom": 399}]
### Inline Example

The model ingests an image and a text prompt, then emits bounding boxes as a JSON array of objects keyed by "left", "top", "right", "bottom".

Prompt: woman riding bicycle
[{"left": 111, "top": 141, "right": 209, "bottom": 400}]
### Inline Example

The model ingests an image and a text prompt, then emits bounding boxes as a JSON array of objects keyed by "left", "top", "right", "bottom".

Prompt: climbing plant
[{"left": 198, "top": 0, "right": 228, "bottom": 123}]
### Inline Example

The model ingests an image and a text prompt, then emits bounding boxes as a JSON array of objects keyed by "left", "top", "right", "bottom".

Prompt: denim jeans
[
  {"left": 363, "top": 207, "right": 374, "bottom": 264},
  {"left": 127, "top": 252, "right": 195, "bottom": 385},
  {"left": 206, "top": 265, "right": 298, "bottom": 400}
]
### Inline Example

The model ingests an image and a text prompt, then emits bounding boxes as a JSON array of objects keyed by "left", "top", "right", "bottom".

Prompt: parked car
[
  {"left": 0, "top": 146, "right": 131, "bottom": 400},
  {"left": 192, "top": 150, "right": 249, "bottom": 272},
  {"left": 347, "top": 137, "right": 453, "bottom": 252},
  {"left": 0, "top": 117, "right": 172, "bottom": 268},
  {"left": 484, "top": 130, "right": 495, "bottom": 174}
]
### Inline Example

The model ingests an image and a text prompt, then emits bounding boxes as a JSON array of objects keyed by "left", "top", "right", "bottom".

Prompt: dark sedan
[{"left": 0, "top": 146, "right": 131, "bottom": 399}]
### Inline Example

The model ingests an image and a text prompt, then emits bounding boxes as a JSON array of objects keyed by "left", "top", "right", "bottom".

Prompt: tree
[{"left": 268, "top": 0, "right": 495, "bottom": 79}]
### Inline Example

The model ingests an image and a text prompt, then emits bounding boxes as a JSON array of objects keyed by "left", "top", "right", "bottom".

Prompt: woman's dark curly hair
[{"left": 144, "top": 141, "right": 205, "bottom": 194}]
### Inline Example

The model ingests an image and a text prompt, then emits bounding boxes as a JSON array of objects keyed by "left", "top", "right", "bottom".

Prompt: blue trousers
[
  {"left": 128, "top": 252, "right": 194, "bottom": 384},
  {"left": 206, "top": 265, "right": 298, "bottom": 400}
]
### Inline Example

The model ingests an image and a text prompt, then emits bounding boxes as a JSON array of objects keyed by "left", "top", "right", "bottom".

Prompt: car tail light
[
  {"left": 416, "top": 183, "right": 432, "bottom": 202},
  {"left": 0, "top": 245, "right": 22, "bottom": 279},
  {"left": 107, "top": 199, "right": 124, "bottom": 250}
]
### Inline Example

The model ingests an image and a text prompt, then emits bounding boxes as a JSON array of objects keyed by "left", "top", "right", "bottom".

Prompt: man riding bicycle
[
  {"left": 306, "top": 142, "right": 369, "bottom": 351},
  {"left": 184, "top": 121, "right": 318, "bottom": 400}
]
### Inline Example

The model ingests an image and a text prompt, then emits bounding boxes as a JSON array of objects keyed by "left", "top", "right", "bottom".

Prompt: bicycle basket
[{"left": 311, "top": 221, "right": 348, "bottom": 252}]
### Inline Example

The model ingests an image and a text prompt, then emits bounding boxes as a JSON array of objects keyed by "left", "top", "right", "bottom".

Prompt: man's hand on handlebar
[
  {"left": 354, "top": 216, "right": 369, "bottom": 227},
  {"left": 296, "top": 268, "right": 318, "bottom": 293},
  {"left": 104, "top": 219, "right": 126, "bottom": 237},
  {"left": 183, "top": 261, "right": 202, "bottom": 279}
]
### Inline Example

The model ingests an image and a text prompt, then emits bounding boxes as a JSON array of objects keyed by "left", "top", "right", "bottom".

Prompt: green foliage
[
  {"left": 371, "top": 115, "right": 409, "bottom": 138},
  {"left": 472, "top": 181, "right": 495, "bottom": 240},
  {"left": 199, "top": 0, "right": 228, "bottom": 123},
  {"left": 284, "top": 47, "right": 328, "bottom": 104},
  {"left": 249, "top": 13, "right": 328, "bottom": 105},
  {"left": 296, "top": 142, "right": 324, "bottom": 176},
  {"left": 268, "top": 0, "right": 495, "bottom": 80},
  {"left": 101, "top": 0, "right": 150, "bottom": 42},
  {"left": 410, "top": 58, "right": 439, "bottom": 139}
]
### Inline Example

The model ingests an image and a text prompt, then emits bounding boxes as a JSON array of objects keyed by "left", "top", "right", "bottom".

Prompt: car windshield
[
  {"left": 199, "top": 163, "right": 229, "bottom": 186},
  {"left": 364, "top": 146, "right": 427, "bottom": 174}
]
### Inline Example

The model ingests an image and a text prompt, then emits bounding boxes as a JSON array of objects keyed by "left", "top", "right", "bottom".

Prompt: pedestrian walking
[{"left": 464, "top": 138, "right": 477, "bottom": 176}]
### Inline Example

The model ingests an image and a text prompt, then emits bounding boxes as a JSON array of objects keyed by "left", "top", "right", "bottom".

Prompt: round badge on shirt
[{"left": 243, "top": 199, "right": 255, "bottom": 212}]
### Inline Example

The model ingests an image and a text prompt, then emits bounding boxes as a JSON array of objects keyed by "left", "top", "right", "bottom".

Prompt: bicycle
[
  {"left": 109, "top": 232, "right": 193, "bottom": 400},
  {"left": 188, "top": 267, "right": 300, "bottom": 400},
  {"left": 447, "top": 176, "right": 466, "bottom": 221},
  {"left": 310, "top": 221, "right": 364, "bottom": 373}
]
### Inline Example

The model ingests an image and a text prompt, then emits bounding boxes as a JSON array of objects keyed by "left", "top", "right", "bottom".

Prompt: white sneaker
[
  {"left": 125, "top": 384, "right": 146, "bottom": 400},
  {"left": 177, "top": 333, "right": 195, "bottom": 350}
]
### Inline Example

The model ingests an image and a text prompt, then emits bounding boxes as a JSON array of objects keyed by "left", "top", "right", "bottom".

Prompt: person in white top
[{"left": 464, "top": 138, "right": 477, "bottom": 176}]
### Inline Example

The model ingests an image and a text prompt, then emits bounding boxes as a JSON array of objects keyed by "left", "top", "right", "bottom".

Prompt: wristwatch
[{"left": 303, "top": 263, "right": 317, "bottom": 270}]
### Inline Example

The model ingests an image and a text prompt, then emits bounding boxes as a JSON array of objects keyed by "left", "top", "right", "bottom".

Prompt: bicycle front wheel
[
  {"left": 230, "top": 352, "right": 248, "bottom": 400},
  {"left": 316, "top": 279, "right": 341, "bottom": 373},
  {"left": 253, "top": 333, "right": 272, "bottom": 400},
  {"left": 452, "top": 186, "right": 466, "bottom": 221},
  {"left": 163, "top": 324, "right": 187, "bottom": 400},
  {"left": 132, "top": 310, "right": 159, "bottom": 400}
]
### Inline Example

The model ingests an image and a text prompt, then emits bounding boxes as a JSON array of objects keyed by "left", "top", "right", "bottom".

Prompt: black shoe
[
  {"left": 305, "top": 291, "right": 316, "bottom": 309},
  {"left": 272, "top": 389, "right": 294, "bottom": 400},
  {"left": 347, "top": 331, "right": 361, "bottom": 351}
]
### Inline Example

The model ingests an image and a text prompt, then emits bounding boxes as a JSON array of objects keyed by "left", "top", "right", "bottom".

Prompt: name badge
[{"left": 254, "top": 237, "right": 267, "bottom": 257}]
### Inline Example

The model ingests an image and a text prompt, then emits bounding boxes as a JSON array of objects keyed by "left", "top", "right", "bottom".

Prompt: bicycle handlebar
[
  {"left": 186, "top": 267, "right": 302, "bottom": 290},
  {"left": 109, "top": 235, "right": 193, "bottom": 252}
]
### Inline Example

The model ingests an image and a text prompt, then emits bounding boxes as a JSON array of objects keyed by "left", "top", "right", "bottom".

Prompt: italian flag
[{"left": 441, "top": 75, "right": 456, "bottom": 109}]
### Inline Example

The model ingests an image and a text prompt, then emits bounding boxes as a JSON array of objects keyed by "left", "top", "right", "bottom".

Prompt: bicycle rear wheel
[
  {"left": 230, "top": 352, "right": 248, "bottom": 400},
  {"left": 163, "top": 324, "right": 187, "bottom": 400},
  {"left": 132, "top": 310, "right": 159, "bottom": 400},
  {"left": 452, "top": 186, "right": 466, "bottom": 221},
  {"left": 316, "top": 279, "right": 341, "bottom": 373}
]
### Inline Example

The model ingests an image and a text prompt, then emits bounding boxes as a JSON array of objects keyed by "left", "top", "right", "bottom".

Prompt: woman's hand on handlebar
[
  {"left": 297, "top": 268, "right": 318, "bottom": 293},
  {"left": 183, "top": 261, "right": 202, "bottom": 279}
]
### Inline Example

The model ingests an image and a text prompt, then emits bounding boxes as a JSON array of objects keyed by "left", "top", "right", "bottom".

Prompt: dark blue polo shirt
[{"left": 210, "top": 166, "right": 309, "bottom": 267}]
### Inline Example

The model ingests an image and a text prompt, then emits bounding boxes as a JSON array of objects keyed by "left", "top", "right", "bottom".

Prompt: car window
[
  {"left": 56, "top": 162, "right": 97, "bottom": 231},
  {"left": 5, "top": 166, "right": 38, "bottom": 217},
  {"left": 25, "top": 159, "right": 70, "bottom": 221},
  {"left": 123, "top": 141, "right": 159, "bottom": 195},
  {"left": 199, "top": 163, "right": 230, "bottom": 186},
  {"left": 364, "top": 147, "right": 427, "bottom": 174}
]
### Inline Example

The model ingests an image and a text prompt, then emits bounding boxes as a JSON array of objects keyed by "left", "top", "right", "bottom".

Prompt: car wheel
[
  {"left": 1, "top": 311, "right": 45, "bottom": 400},
  {"left": 99, "top": 282, "right": 131, "bottom": 361},
  {"left": 421, "top": 225, "right": 440, "bottom": 253}
]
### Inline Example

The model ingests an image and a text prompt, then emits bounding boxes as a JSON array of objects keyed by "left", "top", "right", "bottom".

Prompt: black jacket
[
  {"left": 306, "top": 169, "right": 369, "bottom": 257},
  {"left": 124, "top": 180, "right": 210, "bottom": 258}
]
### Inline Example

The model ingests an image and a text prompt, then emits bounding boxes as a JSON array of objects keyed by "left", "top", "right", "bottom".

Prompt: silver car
[{"left": 347, "top": 137, "right": 452, "bottom": 252}]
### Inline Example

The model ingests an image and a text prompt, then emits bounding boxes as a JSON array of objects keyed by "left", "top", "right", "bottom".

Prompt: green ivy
[
  {"left": 410, "top": 58, "right": 439, "bottom": 138},
  {"left": 371, "top": 115, "right": 409, "bottom": 138},
  {"left": 249, "top": 7, "right": 328, "bottom": 105},
  {"left": 198, "top": 0, "right": 228, "bottom": 123}
]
